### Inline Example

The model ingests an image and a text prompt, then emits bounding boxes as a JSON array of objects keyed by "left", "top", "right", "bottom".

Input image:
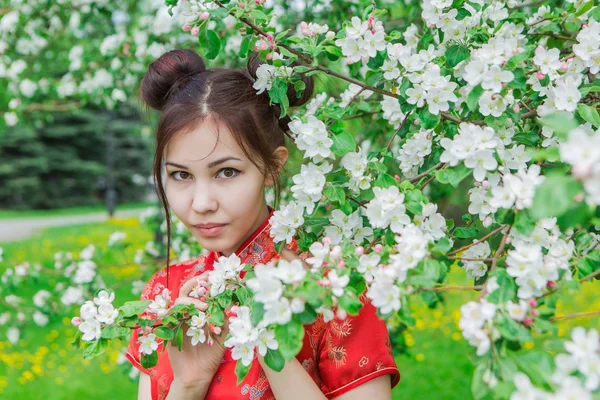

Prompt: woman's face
[{"left": 164, "top": 117, "right": 287, "bottom": 256}]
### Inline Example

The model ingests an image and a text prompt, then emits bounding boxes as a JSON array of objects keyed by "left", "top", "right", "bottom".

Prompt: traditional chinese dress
[{"left": 127, "top": 207, "right": 400, "bottom": 400}]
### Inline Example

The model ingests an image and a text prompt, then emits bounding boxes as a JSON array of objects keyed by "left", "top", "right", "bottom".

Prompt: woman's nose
[{"left": 191, "top": 183, "right": 218, "bottom": 214}]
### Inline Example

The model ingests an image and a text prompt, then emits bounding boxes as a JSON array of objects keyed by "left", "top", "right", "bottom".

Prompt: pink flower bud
[
  {"left": 266, "top": 53, "right": 272, "bottom": 60},
  {"left": 355, "top": 246, "right": 364, "bottom": 256},
  {"left": 255, "top": 0, "right": 260, "bottom": 4},
  {"left": 546, "top": 281, "right": 556, "bottom": 289},
  {"left": 199, "top": 295, "right": 206, "bottom": 302},
  {"left": 583, "top": 24, "right": 589, "bottom": 29},
  {"left": 270, "top": 42, "right": 276, "bottom": 48},
  {"left": 338, "top": 260, "right": 345, "bottom": 268},
  {"left": 394, "top": 174, "right": 400, "bottom": 181},
  {"left": 182, "top": 25, "right": 191, "bottom": 32},
  {"left": 560, "top": 63, "right": 569, "bottom": 71},
  {"left": 513, "top": 105, "right": 520, "bottom": 113},
  {"left": 239, "top": 2, "right": 246, "bottom": 8},
  {"left": 523, "top": 317, "right": 533, "bottom": 326},
  {"left": 361, "top": 55, "right": 369, "bottom": 63},
  {"left": 300, "top": 21, "right": 308, "bottom": 29},
  {"left": 191, "top": 27, "right": 200, "bottom": 36},
  {"left": 512, "top": 48, "right": 519, "bottom": 55},
  {"left": 482, "top": 180, "right": 491, "bottom": 190},
  {"left": 260, "top": 41, "right": 268, "bottom": 50},
  {"left": 213, "top": 326, "right": 222, "bottom": 335},
  {"left": 473, "top": 181, "right": 481, "bottom": 187},
  {"left": 536, "top": 72, "right": 545, "bottom": 80},
  {"left": 528, "top": 299, "right": 536, "bottom": 308},
  {"left": 207, "top": 335, "right": 214, "bottom": 347},
  {"left": 318, "top": 279, "right": 331, "bottom": 287},
  {"left": 71, "top": 317, "right": 82, "bottom": 327},
  {"left": 374, "top": 244, "right": 383, "bottom": 253},
  {"left": 253, "top": 45, "right": 259, "bottom": 51},
  {"left": 322, "top": 236, "right": 332, "bottom": 245},
  {"left": 574, "top": 193, "right": 584, "bottom": 202},
  {"left": 266, "top": 34, "right": 273, "bottom": 41},
  {"left": 199, "top": 11, "right": 210, "bottom": 20},
  {"left": 530, "top": 309, "right": 539, "bottom": 317}
]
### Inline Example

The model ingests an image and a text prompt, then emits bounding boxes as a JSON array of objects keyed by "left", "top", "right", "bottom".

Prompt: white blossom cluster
[
  {"left": 397, "top": 129, "right": 433, "bottom": 178},
  {"left": 208, "top": 254, "right": 245, "bottom": 297},
  {"left": 108, "top": 231, "right": 127, "bottom": 246},
  {"left": 147, "top": 288, "right": 172, "bottom": 318},
  {"left": 288, "top": 115, "right": 334, "bottom": 163},
  {"left": 252, "top": 63, "right": 294, "bottom": 95},
  {"left": 335, "top": 16, "right": 386, "bottom": 64},
  {"left": 459, "top": 300, "right": 497, "bottom": 356},
  {"left": 77, "top": 290, "right": 119, "bottom": 341},
  {"left": 559, "top": 124, "right": 600, "bottom": 205},
  {"left": 341, "top": 147, "right": 372, "bottom": 193},
  {"left": 510, "top": 327, "right": 599, "bottom": 399},
  {"left": 505, "top": 218, "right": 575, "bottom": 299},
  {"left": 365, "top": 186, "right": 410, "bottom": 233},
  {"left": 338, "top": 83, "right": 373, "bottom": 108},
  {"left": 223, "top": 306, "right": 278, "bottom": 366},
  {"left": 269, "top": 201, "right": 305, "bottom": 243},
  {"left": 461, "top": 241, "right": 491, "bottom": 278},
  {"left": 323, "top": 209, "right": 373, "bottom": 246},
  {"left": 291, "top": 162, "right": 332, "bottom": 214}
]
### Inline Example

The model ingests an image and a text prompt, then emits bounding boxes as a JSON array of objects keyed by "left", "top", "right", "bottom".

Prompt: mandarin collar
[{"left": 210, "top": 205, "right": 275, "bottom": 265}]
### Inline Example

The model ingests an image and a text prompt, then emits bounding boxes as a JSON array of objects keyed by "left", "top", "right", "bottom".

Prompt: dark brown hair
[{"left": 140, "top": 48, "right": 314, "bottom": 271}]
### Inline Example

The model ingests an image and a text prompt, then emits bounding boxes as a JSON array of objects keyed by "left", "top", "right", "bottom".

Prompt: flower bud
[
  {"left": 528, "top": 299, "right": 536, "bottom": 308},
  {"left": 239, "top": 2, "right": 246, "bottom": 8},
  {"left": 474, "top": 181, "right": 481, "bottom": 187},
  {"left": 394, "top": 174, "right": 401, "bottom": 181},
  {"left": 326, "top": 31, "right": 335, "bottom": 40},
  {"left": 482, "top": 180, "right": 491, "bottom": 189},
  {"left": 546, "top": 281, "right": 556, "bottom": 289},
  {"left": 191, "top": 27, "right": 200, "bottom": 36},
  {"left": 535, "top": 72, "right": 545, "bottom": 80},
  {"left": 523, "top": 317, "right": 533, "bottom": 326},
  {"left": 530, "top": 309, "right": 539, "bottom": 317},
  {"left": 266, "top": 53, "right": 273, "bottom": 60},
  {"left": 199, "top": 11, "right": 210, "bottom": 20},
  {"left": 374, "top": 244, "right": 383, "bottom": 253},
  {"left": 355, "top": 246, "right": 364, "bottom": 256},
  {"left": 213, "top": 326, "right": 222, "bottom": 335},
  {"left": 513, "top": 105, "right": 520, "bottom": 113},
  {"left": 338, "top": 260, "right": 345, "bottom": 268},
  {"left": 574, "top": 193, "right": 584, "bottom": 202},
  {"left": 182, "top": 24, "right": 191, "bottom": 32},
  {"left": 322, "top": 236, "right": 332, "bottom": 245},
  {"left": 71, "top": 317, "right": 82, "bottom": 327},
  {"left": 266, "top": 34, "right": 273, "bottom": 41},
  {"left": 560, "top": 63, "right": 568, "bottom": 71}
]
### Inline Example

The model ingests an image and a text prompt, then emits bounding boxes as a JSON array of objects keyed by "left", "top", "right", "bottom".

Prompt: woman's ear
[{"left": 265, "top": 146, "right": 288, "bottom": 187}]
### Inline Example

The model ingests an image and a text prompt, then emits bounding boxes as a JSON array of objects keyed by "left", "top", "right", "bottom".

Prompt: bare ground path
[{"left": 0, "top": 209, "right": 145, "bottom": 242}]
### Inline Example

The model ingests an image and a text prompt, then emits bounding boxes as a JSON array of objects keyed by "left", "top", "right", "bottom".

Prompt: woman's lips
[{"left": 194, "top": 224, "right": 227, "bottom": 237}]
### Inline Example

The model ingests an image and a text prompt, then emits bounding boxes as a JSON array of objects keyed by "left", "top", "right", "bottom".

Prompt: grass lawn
[
  {"left": 0, "top": 201, "right": 157, "bottom": 220},
  {"left": 0, "top": 218, "right": 597, "bottom": 399}
]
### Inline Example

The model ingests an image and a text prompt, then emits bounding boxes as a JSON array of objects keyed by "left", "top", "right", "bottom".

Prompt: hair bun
[
  {"left": 141, "top": 49, "right": 206, "bottom": 111},
  {"left": 246, "top": 52, "right": 314, "bottom": 109}
]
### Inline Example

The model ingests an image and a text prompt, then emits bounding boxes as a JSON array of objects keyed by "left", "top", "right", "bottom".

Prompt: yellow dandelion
[
  {"left": 416, "top": 353, "right": 425, "bottom": 362},
  {"left": 415, "top": 319, "right": 425, "bottom": 330}
]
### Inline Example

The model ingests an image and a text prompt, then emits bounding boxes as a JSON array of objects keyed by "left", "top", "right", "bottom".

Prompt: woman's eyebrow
[{"left": 165, "top": 157, "right": 242, "bottom": 170}]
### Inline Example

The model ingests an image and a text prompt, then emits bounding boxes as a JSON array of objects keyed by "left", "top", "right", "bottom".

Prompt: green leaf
[
  {"left": 120, "top": 300, "right": 152, "bottom": 318},
  {"left": 374, "top": 173, "right": 397, "bottom": 188},
  {"left": 466, "top": 85, "right": 484, "bottom": 112},
  {"left": 154, "top": 326, "right": 175, "bottom": 341},
  {"left": 418, "top": 107, "right": 441, "bottom": 129},
  {"left": 512, "top": 131, "right": 540, "bottom": 147},
  {"left": 498, "top": 316, "right": 531, "bottom": 342},
  {"left": 337, "top": 293, "right": 363, "bottom": 315},
  {"left": 235, "top": 286, "right": 251, "bottom": 305},
  {"left": 429, "top": 237, "right": 452, "bottom": 256},
  {"left": 435, "top": 164, "right": 471, "bottom": 188},
  {"left": 456, "top": 8, "right": 472, "bottom": 20},
  {"left": 455, "top": 226, "right": 479, "bottom": 239},
  {"left": 575, "top": 0, "right": 594, "bottom": 17},
  {"left": 531, "top": 174, "right": 583, "bottom": 220},
  {"left": 445, "top": 44, "right": 470, "bottom": 68},
  {"left": 471, "top": 363, "right": 491, "bottom": 400},
  {"left": 323, "top": 185, "right": 346, "bottom": 204},
  {"left": 83, "top": 338, "right": 108, "bottom": 359},
  {"left": 275, "top": 321, "right": 304, "bottom": 360},
  {"left": 295, "top": 303, "right": 318, "bottom": 324},
  {"left": 264, "top": 348, "right": 286, "bottom": 372},
  {"left": 235, "top": 359, "right": 252, "bottom": 384},
  {"left": 486, "top": 269, "right": 517, "bottom": 305},
  {"left": 101, "top": 326, "right": 131, "bottom": 340},
  {"left": 506, "top": 47, "right": 532, "bottom": 69},
  {"left": 205, "top": 30, "right": 221, "bottom": 60},
  {"left": 331, "top": 131, "right": 356, "bottom": 156},
  {"left": 251, "top": 301, "right": 265, "bottom": 327},
  {"left": 577, "top": 103, "right": 600, "bottom": 128},
  {"left": 538, "top": 112, "right": 579, "bottom": 140},
  {"left": 514, "top": 209, "right": 536, "bottom": 236},
  {"left": 140, "top": 350, "right": 158, "bottom": 369},
  {"left": 508, "top": 351, "right": 554, "bottom": 388},
  {"left": 175, "top": 325, "right": 183, "bottom": 351},
  {"left": 239, "top": 35, "right": 251, "bottom": 58}
]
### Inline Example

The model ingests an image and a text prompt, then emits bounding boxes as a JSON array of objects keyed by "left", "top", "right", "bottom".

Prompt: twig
[
  {"left": 342, "top": 111, "right": 379, "bottom": 121},
  {"left": 419, "top": 174, "right": 437, "bottom": 191},
  {"left": 479, "top": 225, "right": 512, "bottom": 299},
  {"left": 408, "top": 162, "right": 446, "bottom": 183},
  {"left": 385, "top": 111, "right": 413, "bottom": 150},
  {"left": 530, "top": 32, "right": 577, "bottom": 42},
  {"left": 550, "top": 310, "right": 600, "bottom": 322},
  {"left": 416, "top": 285, "right": 483, "bottom": 293},
  {"left": 24, "top": 101, "right": 82, "bottom": 113},
  {"left": 447, "top": 225, "right": 507, "bottom": 256},
  {"left": 541, "top": 265, "right": 600, "bottom": 298},
  {"left": 446, "top": 256, "right": 495, "bottom": 261}
]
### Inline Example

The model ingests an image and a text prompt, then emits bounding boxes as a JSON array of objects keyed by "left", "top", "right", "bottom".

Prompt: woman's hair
[{"left": 140, "top": 48, "right": 314, "bottom": 269}]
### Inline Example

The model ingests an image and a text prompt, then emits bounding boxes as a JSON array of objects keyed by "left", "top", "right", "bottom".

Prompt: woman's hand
[{"left": 167, "top": 272, "right": 230, "bottom": 390}]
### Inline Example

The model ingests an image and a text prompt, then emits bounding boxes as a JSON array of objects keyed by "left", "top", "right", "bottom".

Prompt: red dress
[{"left": 127, "top": 208, "right": 400, "bottom": 399}]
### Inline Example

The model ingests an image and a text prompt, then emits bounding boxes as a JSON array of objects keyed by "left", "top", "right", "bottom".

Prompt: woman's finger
[
  {"left": 178, "top": 271, "right": 210, "bottom": 298},
  {"left": 280, "top": 247, "right": 312, "bottom": 270},
  {"left": 173, "top": 296, "right": 208, "bottom": 311}
]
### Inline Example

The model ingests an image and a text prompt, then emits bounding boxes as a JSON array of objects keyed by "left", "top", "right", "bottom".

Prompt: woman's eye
[
  {"left": 170, "top": 171, "right": 191, "bottom": 181},
  {"left": 217, "top": 168, "right": 240, "bottom": 179}
]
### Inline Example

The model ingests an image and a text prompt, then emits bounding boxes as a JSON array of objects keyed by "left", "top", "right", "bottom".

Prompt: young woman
[{"left": 126, "top": 48, "right": 400, "bottom": 400}]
